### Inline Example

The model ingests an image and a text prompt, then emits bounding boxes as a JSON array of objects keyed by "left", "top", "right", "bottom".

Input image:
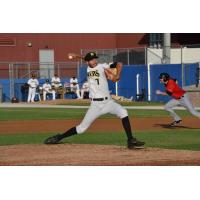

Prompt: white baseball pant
[
  {"left": 43, "top": 91, "right": 56, "bottom": 101},
  {"left": 80, "top": 89, "right": 89, "bottom": 99},
  {"left": 71, "top": 86, "right": 81, "bottom": 99},
  {"left": 164, "top": 93, "right": 200, "bottom": 121},
  {"left": 76, "top": 98, "right": 128, "bottom": 134},
  {"left": 27, "top": 87, "right": 36, "bottom": 102}
]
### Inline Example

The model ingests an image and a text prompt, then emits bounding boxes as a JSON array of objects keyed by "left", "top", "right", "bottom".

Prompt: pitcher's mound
[{"left": 1, "top": 143, "right": 200, "bottom": 166}]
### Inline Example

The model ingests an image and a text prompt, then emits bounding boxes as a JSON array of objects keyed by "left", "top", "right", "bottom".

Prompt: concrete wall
[
  {"left": 0, "top": 33, "right": 117, "bottom": 62},
  {"left": 147, "top": 47, "right": 200, "bottom": 64}
]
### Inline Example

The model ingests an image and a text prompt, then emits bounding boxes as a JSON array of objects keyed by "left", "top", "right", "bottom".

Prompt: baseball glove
[{"left": 104, "top": 68, "right": 119, "bottom": 82}]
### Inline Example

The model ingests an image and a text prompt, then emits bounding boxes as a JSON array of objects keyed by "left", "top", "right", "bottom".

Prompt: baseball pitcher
[{"left": 44, "top": 52, "right": 145, "bottom": 149}]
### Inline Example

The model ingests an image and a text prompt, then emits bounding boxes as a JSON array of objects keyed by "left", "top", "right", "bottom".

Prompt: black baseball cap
[{"left": 84, "top": 52, "right": 98, "bottom": 61}]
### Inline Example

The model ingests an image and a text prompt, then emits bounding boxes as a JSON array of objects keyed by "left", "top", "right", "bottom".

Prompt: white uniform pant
[
  {"left": 27, "top": 87, "right": 36, "bottom": 102},
  {"left": 76, "top": 90, "right": 81, "bottom": 99},
  {"left": 76, "top": 99, "right": 128, "bottom": 134},
  {"left": 164, "top": 93, "right": 200, "bottom": 121},
  {"left": 52, "top": 83, "right": 62, "bottom": 88},
  {"left": 71, "top": 86, "right": 81, "bottom": 99},
  {"left": 43, "top": 91, "right": 56, "bottom": 101},
  {"left": 80, "top": 89, "right": 89, "bottom": 99}
]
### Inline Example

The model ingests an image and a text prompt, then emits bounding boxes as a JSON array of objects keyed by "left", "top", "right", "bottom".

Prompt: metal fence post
[
  {"left": 28, "top": 63, "right": 31, "bottom": 78},
  {"left": 145, "top": 47, "right": 147, "bottom": 65},
  {"left": 127, "top": 49, "right": 130, "bottom": 65},
  {"left": 9, "top": 63, "right": 14, "bottom": 100},
  {"left": 57, "top": 63, "right": 60, "bottom": 76},
  {"left": 181, "top": 46, "right": 185, "bottom": 87},
  {"left": 80, "top": 49, "right": 83, "bottom": 66},
  {"left": 77, "top": 61, "right": 80, "bottom": 79},
  {"left": 147, "top": 63, "right": 151, "bottom": 101},
  {"left": 48, "top": 65, "right": 50, "bottom": 79}
]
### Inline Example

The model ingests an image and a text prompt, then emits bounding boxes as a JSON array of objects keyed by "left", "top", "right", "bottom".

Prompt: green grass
[
  {"left": 0, "top": 130, "right": 200, "bottom": 151},
  {"left": 0, "top": 108, "right": 87, "bottom": 121},
  {"left": 58, "top": 101, "right": 164, "bottom": 106},
  {"left": 0, "top": 108, "right": 195, "bottom": 121},
  {"left": 1, "top": 107, "right": 199, "bottom": 151}
]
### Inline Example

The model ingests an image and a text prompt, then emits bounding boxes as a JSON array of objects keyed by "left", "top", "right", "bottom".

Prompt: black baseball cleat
[
  {"left": 127, "top": 138, "right": 145, "bottom": 149},
  {"left": 44, "top": 134, "right": 63, "bottom": 144},
  {"left": 169, "top": 120, "right": 182, "bottom": 127}
]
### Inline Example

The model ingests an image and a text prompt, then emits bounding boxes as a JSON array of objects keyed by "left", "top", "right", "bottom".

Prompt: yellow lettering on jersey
[{"left": 87, "top": 70, "right": 100, "bottom": 78}]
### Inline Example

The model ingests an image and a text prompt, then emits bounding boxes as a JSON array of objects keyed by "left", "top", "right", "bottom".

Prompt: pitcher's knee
[
  {"left": 118, "top": 108, "right": 128, "bottom": 118},
  {"left": 76, "top": 124, "right": 88, "bottom": 134}
]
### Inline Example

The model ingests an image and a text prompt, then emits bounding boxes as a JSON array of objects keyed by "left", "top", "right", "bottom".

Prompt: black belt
[{"left": 91, "top": 97, "right": 108, "bottom": 101}]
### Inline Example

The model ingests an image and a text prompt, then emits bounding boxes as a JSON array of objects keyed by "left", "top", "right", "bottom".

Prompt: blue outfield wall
[
  {"left": 0, "top": 78, "right": 73, "bottom": 102},
  {"left": 150, "top": 63, "right": 199, "bottom": 102},
  {"left": 79, "top": 65, "right": 148, "bottom": 100},
  {"left": 0, "top": 79, "right": 11, "bottom": 102},
  {"left": 0, "top": 63, "right": 198, "bottom": 102},
  {"left": 117, "top": 65, "right": 148, "bottom": 99},
  {"left": 150, "top": 64, "right": 182, "bottom": 102},
  {"left": 184, "top": 63, "right": 199, "bottom": 86},
  {"left": 79, "top": 63, "right": 198, "bottom": 103}
]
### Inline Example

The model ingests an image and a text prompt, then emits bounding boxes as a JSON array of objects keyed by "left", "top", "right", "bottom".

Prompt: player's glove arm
[
  {"left": 166, "top": 90, "right": 173, "bottom": 96},
  {"left": 109, "top": 62, "right": 123, "bottom": 81}
]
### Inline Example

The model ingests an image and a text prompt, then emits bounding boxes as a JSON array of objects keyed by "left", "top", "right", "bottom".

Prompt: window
[{"left": 149, "top": 33, "right": 163, "bottom": 48}]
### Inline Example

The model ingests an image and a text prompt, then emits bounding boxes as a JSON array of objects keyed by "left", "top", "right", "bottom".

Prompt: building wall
[
  {"left": 0, "top": 33, "right": 117, "bottom": 62},
  {"left": 116, "top": 33, "right": 148, "bottom": 48},
  {"left": 0, "top": 33, "right": 151, "bottom": 62},
  {"left": 1, "top": 33, "right": 200, "bottom": 63}
]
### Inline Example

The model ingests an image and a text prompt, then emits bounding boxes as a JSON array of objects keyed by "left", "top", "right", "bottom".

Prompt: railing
[
  {"left": 81, "top": 47, "right": 147, "bottom": 65},
  {"left": 0, "top": 61, "right": 79, "bottom": 100},
  {"left": 81, "top": 44, "right": 200, "bottom": 65},
  {"left": 0, "top": 61, "right": 79, "bottom": 79}
]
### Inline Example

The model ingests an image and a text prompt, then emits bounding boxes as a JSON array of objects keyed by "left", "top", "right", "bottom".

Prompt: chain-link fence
[
  {"left": 0, "top": 61, "right": 79, "bottom": 100},
  {"left": 1, "top": 45, "right": 200, "bottom": 102},
  {"left": 81, "top": 48, "right": 147, "bottom": 65},
  {"left": 81, "top": 45, "right": 200, "bottom": 66}
]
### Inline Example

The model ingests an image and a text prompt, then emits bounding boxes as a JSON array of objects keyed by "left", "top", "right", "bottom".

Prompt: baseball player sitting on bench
[
  {"left": 156, "top": 72, "right": 200, "bottom": 126},
  {"left": 51, "top": 73, "right": 62, "bottom": 89},
  {"left": 44, "top": 52, "right": 145, "bottom": 149},
  {"left": 42, "top": 79, "right": 56, "bottom": 101}
]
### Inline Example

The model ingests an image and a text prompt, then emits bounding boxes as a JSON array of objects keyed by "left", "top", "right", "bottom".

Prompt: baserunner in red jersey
[{"left": 156, "top": 73, "right": 200, "bottom": 126}]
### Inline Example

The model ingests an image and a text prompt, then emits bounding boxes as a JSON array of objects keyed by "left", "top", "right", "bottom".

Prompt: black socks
[
  {"left": 122, "top": 116, "right": 133, "bottom": 140},
  {"left": 60, "top": 127, "right": 77, "bottom": 139},
  {"left": 59, "top": 118, "right": 133, "bottom": 141}
]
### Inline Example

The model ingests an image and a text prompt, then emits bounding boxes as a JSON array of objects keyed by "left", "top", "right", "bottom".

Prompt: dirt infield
[
  {"left": 1, "top": 143, "right": 200, "bottom": 166},
  {"left": 1, "top": 117, "right": 200, "bottom": 166},
  {"left": 0, "top": 117, "right": 200, "bottom": 134}
]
